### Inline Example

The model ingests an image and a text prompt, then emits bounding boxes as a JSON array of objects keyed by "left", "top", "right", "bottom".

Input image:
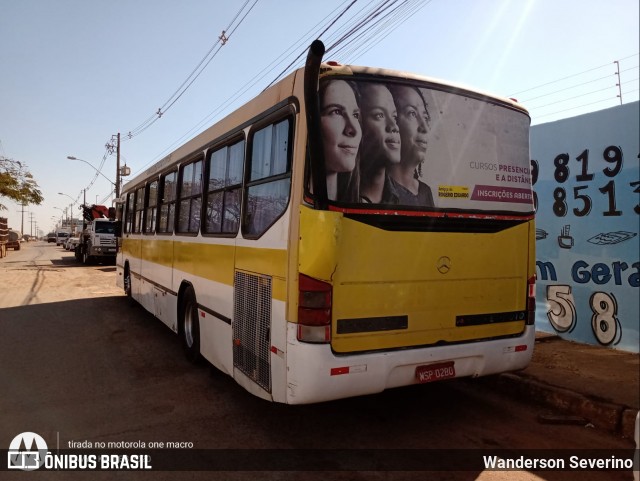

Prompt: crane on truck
[{"left": 75, "top": 204, "right": 117, "bottom": 264}]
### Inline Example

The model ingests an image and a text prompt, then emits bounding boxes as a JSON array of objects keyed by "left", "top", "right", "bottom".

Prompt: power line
[
  {"left": 521, "top": 73, "right": 619, "bottom": 103},
  {"left": 328, "top": 0, "right": 431, "bottom": 62},
  {"left": 341, "top": 0, "right": 433, "bottom": 63},
  {"left": 123, "top": 0, "right": 260, "bottom": 140},
  {"left": 510, "top": 52, "right": 639, "bottom": 97},
  {"left": 516, "top": 53, "right": 639, "bottom": 124},
  {"left": 263, "top": 0, "right": 360, "bottom": 91},
  {"left": 134, "top": 0, "right": 438, "bottom": 175},
  {"left": 136, "top": 0, "right": 365, "bottom": 171},
  {"left": 534, "top": 96, "right": 620, "bottom": 120},
  {"left": 326, "top": 0, "right": 400, "bottom": 56},
  {"left": 529, "top": 84, "right": 619, "bottom": 110}
]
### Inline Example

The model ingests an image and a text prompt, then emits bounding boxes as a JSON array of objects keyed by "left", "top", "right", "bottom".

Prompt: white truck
[
  {"left": 55, "top": 229, "right": 71, "bottom": 246},
  {"left": 75, "top": 205, "right": 117, "bottom": 264}
]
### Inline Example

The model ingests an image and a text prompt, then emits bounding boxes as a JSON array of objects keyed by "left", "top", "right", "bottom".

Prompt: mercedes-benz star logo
[{"left": 437, "top": 256, "right": 451, "bottom": 274}]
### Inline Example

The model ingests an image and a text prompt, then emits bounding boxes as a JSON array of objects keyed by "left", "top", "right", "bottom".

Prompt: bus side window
[
  {"left": 177, "top": 158, "right": 203, "bottom": 234},
  {"left": 243, "top": 118, "right": 292, "bottom": 238},
  {"left": 158, "top": 171, "right": 177, "bottom": 234},
  {"left": 125, "top": 192, "right": 135, "bottom": 234},
  {"left": 144, "top": 180, "right": 158, "bottom": 234},
  {"left": 204, "top": 139, "right": 244, "bottom": 235},
  {"left": 133, "top": 187, "right": 145, "bottom": 234}
]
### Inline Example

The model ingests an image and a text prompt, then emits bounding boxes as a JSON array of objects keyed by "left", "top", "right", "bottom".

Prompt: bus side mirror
[{"left": 114, "top": 221, "right": 122, "bottom": 238}]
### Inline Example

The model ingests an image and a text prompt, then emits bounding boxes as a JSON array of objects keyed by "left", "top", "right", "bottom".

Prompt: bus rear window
[{"left": 314, "top": 78, "right": 533, "bottom": 215}]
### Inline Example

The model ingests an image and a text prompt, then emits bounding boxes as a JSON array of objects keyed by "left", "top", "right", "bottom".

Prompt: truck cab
[{"left": 56, "top": 230, "right": 70, "bottom": 246}]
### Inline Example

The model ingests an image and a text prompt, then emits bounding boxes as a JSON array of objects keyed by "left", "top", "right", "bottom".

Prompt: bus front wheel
[{"left": 180, "top": 286, "right": 201, "bottom": 363}]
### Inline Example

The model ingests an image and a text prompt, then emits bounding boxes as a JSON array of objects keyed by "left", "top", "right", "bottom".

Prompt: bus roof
[{"left": 322, "top": 62, "right": 529, "bottom": 114}]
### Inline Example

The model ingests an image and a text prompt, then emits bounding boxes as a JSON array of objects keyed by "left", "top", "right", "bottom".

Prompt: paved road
[{"left": 0, "top": 242, "right": 634, "bottom": 481}]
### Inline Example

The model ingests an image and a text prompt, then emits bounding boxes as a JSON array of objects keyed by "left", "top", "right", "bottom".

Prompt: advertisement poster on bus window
[
  {"left": 320, "top": 78, "right": 533, "bottom": 213},
  {"left": 421, "top": 89, "right": 533, "bottom": 212},
  {"left": 531, "top": 102, "right": 639, "bottom": 352}
]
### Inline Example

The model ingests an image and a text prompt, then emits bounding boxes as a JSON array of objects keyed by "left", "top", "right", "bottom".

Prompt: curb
[{"left": 489, "top": 372, "right": 637, "bottom": 439}]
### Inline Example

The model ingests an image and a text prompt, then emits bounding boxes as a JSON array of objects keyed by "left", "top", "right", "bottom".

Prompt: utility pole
[
  {"left": 20, "top": 203, "right": 27, "bottom": 234},
  {"left": 107, "top": 133, "right": 121, "bottom": 199},
  {"left": 83, "top": 189, "right": 87, "bottom": 231},
  {"left": 116, "top": 132, "right": 121, "bottom": 198}
]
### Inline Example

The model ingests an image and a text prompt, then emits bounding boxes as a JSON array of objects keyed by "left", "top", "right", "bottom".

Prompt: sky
[{"left": 0, "top": 0, "right": 638, "bottom": 236}]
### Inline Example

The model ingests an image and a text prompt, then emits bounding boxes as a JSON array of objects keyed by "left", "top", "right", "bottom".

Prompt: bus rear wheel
[{"left": 180, "top": 286, "right": 201, "bottom": 363}]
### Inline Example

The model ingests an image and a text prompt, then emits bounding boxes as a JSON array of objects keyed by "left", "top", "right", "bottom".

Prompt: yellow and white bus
[{"left": 116, "top": 41, "right": 536, "bottom": 404}]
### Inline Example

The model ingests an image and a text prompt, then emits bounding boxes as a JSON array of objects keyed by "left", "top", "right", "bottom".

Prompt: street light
[
  {"left": 53, "top": 207, "right": 66, "bottom": 227},
  {"left": 58, "top": 192, "right": 76, "bottom": 203},
  {"left": 59, "top": 192, "right": 78, "bottom": 233},
  {"left": 66, "top": 156, "right": 117, "bottom": 196}
]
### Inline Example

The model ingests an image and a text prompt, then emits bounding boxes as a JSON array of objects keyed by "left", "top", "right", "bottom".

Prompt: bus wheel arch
[{"left": 178, "top": 282, "right": 201, "bottom": 363}]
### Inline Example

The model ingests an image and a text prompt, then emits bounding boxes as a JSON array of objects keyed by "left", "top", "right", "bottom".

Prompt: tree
[{"left": 0, "top": 156, "right": 44, "bottom": 210}]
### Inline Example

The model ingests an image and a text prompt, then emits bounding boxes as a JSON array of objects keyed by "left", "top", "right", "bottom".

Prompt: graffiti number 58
[
  {"left": 545, "top": 286, "right": 622, "bottom": 346},
  {"left": 546, "top": 285, "right": 577, "bottom": 333},
  {"left": 590, "top": 292, "right": 621, "bottom": 346}
]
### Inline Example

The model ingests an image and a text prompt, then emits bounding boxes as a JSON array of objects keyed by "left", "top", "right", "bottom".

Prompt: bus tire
[
  {"left": 180, "top": 286, "right": 201, "bottom": 363},
  {"left": 124, "top": 264, "right": 132, "bottom": 299}
]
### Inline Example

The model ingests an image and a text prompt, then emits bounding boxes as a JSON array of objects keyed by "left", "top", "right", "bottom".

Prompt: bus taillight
[
  {"left": 526, "top": 275, "right": 536, "bottom": 325},
  {"left": 297, "top": 274, "right": 332, "bottom": 343}
]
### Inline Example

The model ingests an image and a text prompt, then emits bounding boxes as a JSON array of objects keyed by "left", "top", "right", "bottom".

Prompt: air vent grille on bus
[{"left": 233, "top": 271, "right": 272, "bottom": 393}]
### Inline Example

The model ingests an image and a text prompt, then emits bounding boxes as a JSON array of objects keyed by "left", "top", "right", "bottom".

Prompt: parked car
[{"left": 65, "top": 235, "right": 80, "bottom": 251}]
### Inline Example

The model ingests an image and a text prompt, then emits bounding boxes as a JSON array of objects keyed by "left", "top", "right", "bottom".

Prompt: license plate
[{"left": 415, "top": 361, "right": 456, "bottom": 383}]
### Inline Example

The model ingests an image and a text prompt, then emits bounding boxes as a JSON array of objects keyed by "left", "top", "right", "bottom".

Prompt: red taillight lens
[
  {"left": 297, "top": 274, "right": 332, "bottom": 343},
  {"left": 526, "top": 275, "right": 536, "bottom": 325}
]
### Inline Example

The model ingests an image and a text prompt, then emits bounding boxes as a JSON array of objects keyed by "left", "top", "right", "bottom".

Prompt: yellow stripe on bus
[{"left": 121, "top": 237, "right": 287, "bottom": 301}]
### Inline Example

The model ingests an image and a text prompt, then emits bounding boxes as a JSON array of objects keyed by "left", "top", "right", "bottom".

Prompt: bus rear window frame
[{"left": 304, "top": 75, "right": 532, "bottom": 216}]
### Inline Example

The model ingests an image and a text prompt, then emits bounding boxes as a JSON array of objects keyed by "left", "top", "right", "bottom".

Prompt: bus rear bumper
[{"left": 285, "top": 324, "right": 535, "bottom": 404}]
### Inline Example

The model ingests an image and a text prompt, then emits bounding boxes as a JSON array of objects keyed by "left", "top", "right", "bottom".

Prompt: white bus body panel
[{"left": 285, "top": 324, "right": 535, "bottom": 405}]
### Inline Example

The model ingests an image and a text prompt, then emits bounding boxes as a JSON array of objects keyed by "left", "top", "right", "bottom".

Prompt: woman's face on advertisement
[
  {"left": 320, "top": 80, "right": 362, "bottom": 173},
  {"left": 394, "top": 86, "right": 428, "bottom": 165},
  {"left": 360, "top": 84, "right": 401, "bottom": 166}
]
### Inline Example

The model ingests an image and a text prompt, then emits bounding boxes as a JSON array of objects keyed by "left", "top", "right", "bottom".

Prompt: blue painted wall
[{"left": 531, "top": 102, "right": 639, "bottom": 352}]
